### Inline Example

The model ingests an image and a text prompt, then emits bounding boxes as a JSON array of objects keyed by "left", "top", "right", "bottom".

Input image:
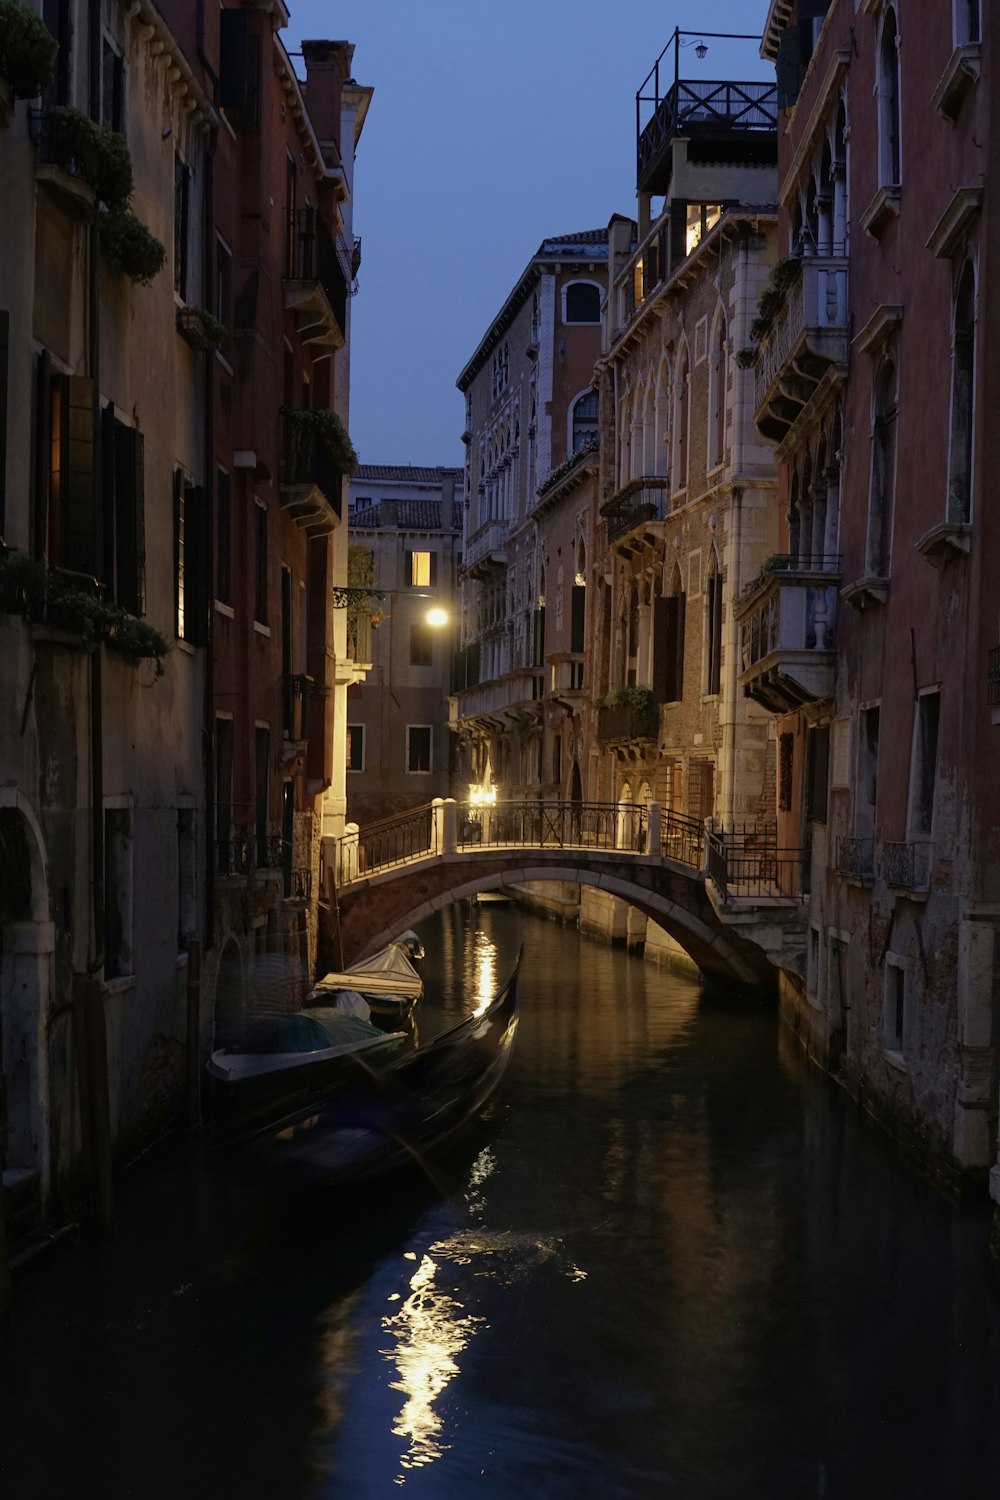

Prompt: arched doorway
[
  {"left": 0, "top": 800, "right": 53, "bottom": 1191},
  {"left": 214, "top": 938, "right": 246, "bottom": 1050}
]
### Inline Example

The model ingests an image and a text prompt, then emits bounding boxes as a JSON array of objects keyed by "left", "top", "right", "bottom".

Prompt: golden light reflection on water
[
  {"left": 471, "top": 930, "right": 498, "bottom": 1017},
  {"left": 380, "top": 1254, "right": 486, "bottom": 1474}
]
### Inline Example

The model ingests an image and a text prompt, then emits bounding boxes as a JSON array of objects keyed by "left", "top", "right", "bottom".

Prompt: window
[
  {"left": 101, "top": 37, "right": 124, "bottom": 133},
  {"left": 254, "top": 500, "right": 268, "bottom": 624},
  {"left": 174, "top": 152, "right": 190, "bottom": 300},
  {"left": 216, "top": 470, "right": 232, "bottom": 605},
  {"left": 102, "top": 408, "right": 146, "bottom": 616},
  {"left": 908, "top": 690, "right": 940, "bottom": 838},
  {"left": 688, "top": 760, "right": 715, "bottom": 822},
  {"left": 104, "top": 808, "right": 133, "bottom": 980},
  {"left": 564, "top": 283, "right": 601, "bottom": 324},
  {"left": 856, "top": 706, "right": 880, "bottom": 840},
  {"left": 884, "top": 959, "right": 906, "bottom": 1056},
  {"left": 174, "top": 471, "right": 208, "bottom": 644},
  {"left": 877, "top": 8, "right": 901, "bottom": 188},
  {"left": 704, "top": 554, "right": 723, "bottom": 696},
  {"left": 347, "top": 725, "right": 365, "bottom": 773},
  {"left": 672, "top": 350, "right": 690, "bottom": 491},
  {"left": 410, "top": 622, "right": 434, "bottom": 667},
  {"left": 571, "top": 390, "right": 599, "bottom": 453},
  {"left": 806, "top": 725, "right": 830, "bottom": 825},
  {"left": 866, "top": 357, "right": 897, "bottom": 578},
  {"left": 653, "top": 572, "right": 685, "bottom": 702},
  {"left": 948, "top": 264, "right": 975, "bottom": 524},
  {"left": 779, "top": 732, "right": 794, "bottom": 812},
  {"left": 807, "top": 925, "right": 821, "bottom": 1001},
  {"left": 406, "top": 550, "right": 437, "bottom": 588},
  {"left": 215, "top": 717, "right": 234, "bottom": 873},
  {"left": 254, "top": 726, "right": 270, "bottom": 865},
  {"left": 215, "top": 238, "right": 232, "bottom": 328},
  {"left": 407, "top": 725, "right": 432, "bottom": 774},
  {"left": 35, "top": 362, "right": 97, "bottom": 576},
  {"left": 571, "top": 580, "right": 586, "bottom": 654},
  {"left": 42, "top": 0, "right": 71, "bottom": 106},
  {"left": 685, "top": 204, "right": 722, "bottom": 256},
  {"left": 708, "top": 316, "right": 727, "bottom": 469},
  {"left": 955, "top": 0, "right": 981, "bottom": 44},
  {"left": 177, "top": 809, "right": 196, "bottom": 949}
]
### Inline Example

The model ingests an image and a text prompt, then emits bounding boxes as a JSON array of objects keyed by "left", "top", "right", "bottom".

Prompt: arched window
[
  {"left": 630, "top": 384, "right": 644, "bottom": 481},
  {"left": 571, "top": 390, "right": 599, "bottom": 454},
  {"left": 948, "top": 263, "right": 976, "bottom": 524},
  {"left": 653, "top": 562, "right": 685, "bottom": 703},
  {"left": 878, "top": 8, "right": 901, "bottom": 188},
  {"left": 672, "top": 348, "right": 690, "bottom": 492},
  {"left": 626, "top": 585, "right": 640, "bottom": 686},
  {"left": 708, "top": 314, "right": 727, "bottom": 470},
  {"left": 704, "top": 547, "right": 723, "bottom": 696},
  {"left": 867, "top": 356, "right": 897, "bottom": 577},
  {"left": 643, "top": 382, "right": 656, "bottom": 475},
  {"left": 788, "top": 463, "right": 801, "bottom": 563},
  {"left": 655, "top": 358, "right": 670, "bottom": 477},
  {"left": 564, "top": 282, "right": 601, "bottom": 324}
]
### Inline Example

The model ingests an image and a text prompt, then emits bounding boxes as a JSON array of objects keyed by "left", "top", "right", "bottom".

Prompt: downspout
[
  {"left": 722, "top": 230, "right": 752, "bottom": 830},
  {"left": 87, "top": 0, "right": 103, "bottom": 973}
]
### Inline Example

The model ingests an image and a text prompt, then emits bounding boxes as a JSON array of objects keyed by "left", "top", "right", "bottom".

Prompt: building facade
[
  {"left": 0, "top": 0, "right": 365, "bottom": 1266},
  {"left": 345, "top": 465, "right": 463, "bottom": 824},
  {"left": 453, "top": 232, "right": 609, "bottom": 810},
  {"left": 742, "top": 0, "right": 997, "bottom": 1202}
]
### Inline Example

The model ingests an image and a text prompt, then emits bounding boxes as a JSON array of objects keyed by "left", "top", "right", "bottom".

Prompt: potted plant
[
  {"left": 0, "top": 0, "right": 58, "bottom": 99},
  {"left": 283, "top": 407, "right": 358, "bottom": 476},
  {"left": 176, "top": 305, "right": 228, "bottom": 350},
  {"left": 101, "top": 209, "right": 166, "bottom": 284},
  {"left": 42, "top": 105, "right": 133, "bottom": 208}
]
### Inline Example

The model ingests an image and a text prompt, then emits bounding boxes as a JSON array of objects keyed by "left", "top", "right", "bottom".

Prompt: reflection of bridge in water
[{"left": 320, "top": 801, "right": 807, "bottom": 992}]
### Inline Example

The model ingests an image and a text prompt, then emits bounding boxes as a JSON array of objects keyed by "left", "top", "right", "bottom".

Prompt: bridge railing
[
  {"left": 334, "top": 803, "right": 437, "bottom": 883},
  {"left": 660, "top": 808, "right": 704, "bottom": 869},
  {"left": 457, "top": 800, "right": 648, "bottom": 853},
  {"left": 706, "top": 824, "right": 804, "bottom": 902}
]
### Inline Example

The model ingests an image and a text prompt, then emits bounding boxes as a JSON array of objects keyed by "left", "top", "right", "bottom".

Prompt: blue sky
[{"left": 289, "top": 2, "right": 773, "bottom": 468}]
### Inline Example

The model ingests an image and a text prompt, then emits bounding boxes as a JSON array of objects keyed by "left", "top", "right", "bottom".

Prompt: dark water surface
[{"left": 3, "top": 906, "right": 1000, "bottom": 1499}]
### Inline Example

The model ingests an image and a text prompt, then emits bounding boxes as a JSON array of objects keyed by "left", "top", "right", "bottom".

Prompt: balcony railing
[
  {"left": 736, "top": 558, "right": 841, "bottom": 713},
  {"left": 284, "top": 206, "right": 348, "bottom": 345},
  {"left": 279, "top": 411, "right": 342, "bottom": 532},
  {"left": 660, "top": 809, "right": 704, "bottom": 869},
  {"left": 464, "top": 520, "right": 509, "bottom": 571},
  {"left": 753, "top": 257, "right": 850, "bottom": 442},
  {"left": 216, "top": 828, "right": 285, "bottom": 878},
  {"left": 837, "top": 836, "right": 875, "bottom": 881},
  {"left": 601, "top": 477, "right": 668, "bottom": 545},
  {"left": 636, "top": 77, "right": 777, "bottom": 192},
  {"left": 345, "top": 611, "right": 374, "bottom": 664},
  {"left": 706, "top": 824, "right": 803, "bottom": 902},
  {"left": 988, "top": 646, "right": 1000, "bottom": 706},
  {"left": 597, "top": 696, "right": 659, "bottom": 744},
  {"left": 880, "top": 840, "right": 931, "bottom": 892},
  {"left": 453, "top": 668, "right": 544, "bottom": 722}
]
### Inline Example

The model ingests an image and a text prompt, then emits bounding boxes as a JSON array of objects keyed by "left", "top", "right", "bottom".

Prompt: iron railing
[
  {"left": 837, "top": 836, "right": 874, "bottom": 880},
  {"left": 216, "top": 829, "right": 285, "bottom": 877},
  {"left": 706, "top": 825, "right": 803, "bottom": 902},
  {"left": 335, "top": 804, "right": 437, "bottom": 883},
  {"left": 660, "top": 809, "right": 704, "bottom": 869},
  {"left": 880, "top": 840, "right": 931, "bottom": 891},
  {"left": 988, "top": 645, "right": 1000, "bottom": 706},
  {"left": 285, "top": 206, "right": 348, "bottom": 337},
  {"left": 279, "top": 411, "right": 342, "bottom": 519},
  {"left": 457, "top": 801, "right": 648, "bottom": 853},
  {"left": 602, "top": 477, "right": 669, "bottom": 544},
  {"left": 637, "top": 78, "right": 777, "bottom": 186}
]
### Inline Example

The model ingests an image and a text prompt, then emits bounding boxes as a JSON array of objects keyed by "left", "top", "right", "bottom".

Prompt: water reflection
[{"left": 470, "top": 928, "right": 498, "bottom": 1016}]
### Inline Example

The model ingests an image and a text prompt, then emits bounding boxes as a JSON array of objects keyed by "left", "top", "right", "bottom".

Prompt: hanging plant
[
  {"left": 283, "top": 407, "right": 358, "bottom": 477},
  {"left": 0, "top": 0, "right": 58, "bottom": 97},
  {"left": 770, "top": 253, "right": 802, "bottom": 292},
  {"left": 101, "top": 209, "right": 166, "bottom": 284},
  {"left": 734, "top": 346, "right": 757, "bottom": 369},
  {"left": 43, "top": 106, "right": 133, "bottom": 209},
  {"left": 177, "top": 305, "right": 228, "bottom": 349}
]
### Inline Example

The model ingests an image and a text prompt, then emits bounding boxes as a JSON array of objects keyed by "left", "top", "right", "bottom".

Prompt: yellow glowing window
[
  {"left": 685, "top": 203, "right": 723, "bottom": 256},
  {"left": 409, "top": 551, "right": 432, "bottom": 587}
]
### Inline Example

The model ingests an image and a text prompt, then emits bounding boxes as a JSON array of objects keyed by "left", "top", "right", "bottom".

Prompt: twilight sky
[{"left": 289, "top": 2, "right": 773, "bottom": 470}]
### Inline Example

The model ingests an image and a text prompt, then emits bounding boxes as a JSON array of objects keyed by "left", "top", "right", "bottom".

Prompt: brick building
[{"left": 740, "top": 0, "right": 997, "bottom": 1202}]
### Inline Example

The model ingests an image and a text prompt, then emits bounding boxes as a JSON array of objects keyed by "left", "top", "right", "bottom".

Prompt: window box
[
  {"left": 176, "top": 305, "right": 227, "bottom": 351},
  {"left": 102, "top": 210, "right": 166, "bottom": 285},
  {"left": 0, "top": 0, "right": 58, "bottom": 101},
  {"left": 33, "top": 106, "right": 133, "bottom": 210}
]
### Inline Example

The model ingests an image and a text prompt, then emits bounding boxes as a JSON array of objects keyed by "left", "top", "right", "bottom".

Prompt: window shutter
[
  {"left": 33, "top": 352, "right": 51, "bottom": 558},
  {"left": 533, "top": 605, "right": 545, "bottom": 666},
  {"left": 0, "top": 310, "right": 7, "bottom": 535},
  {"left": 429, "top": 551, "right": 438, "bottom": 587},
  {"left": 173, "top": 469, "right": 185, "bottom": 639},
  {"left": 807, "top": 726, "right": 830, "bottom": 825},
  {"left": 219, "top": 10, "right": 251, "bottom": 117},
  {"left": 187, "top": 484, "right": 209, "bottom": 646},
  {"left": 63, "top": 376, "right": 96, "bottom": 576},
  {"left": 652, "top": 596, "right": 670, "bottom": 701},
  {"left": 114, "top": 423, "right": 145, "bottom": 616},
  {"left": 571, "top": 585, "right": 586, "bottom": 653},
  {"left": 404, "top": 549, "right": 414, "bottom": 586},
  {"left": 670, "top": 204, "right": 687, "bottom": 267},
  {"left": 776, "top": 26, "right": 804, "bottom": 109}
]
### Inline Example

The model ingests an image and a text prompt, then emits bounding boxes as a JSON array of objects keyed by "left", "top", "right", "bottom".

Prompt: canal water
[{"left": 2, "top": 905, "right": 1000, "bottom": 1499}]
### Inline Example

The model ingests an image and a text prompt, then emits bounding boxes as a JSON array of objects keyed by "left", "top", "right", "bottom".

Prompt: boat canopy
[{"left": 315, "top": 939, "right": 423, "bottom": 1000}]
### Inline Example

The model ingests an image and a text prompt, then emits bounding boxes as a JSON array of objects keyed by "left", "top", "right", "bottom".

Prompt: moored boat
[
  {"left": 253, "top": 949, "right": 522, "bottom": 1181},
  {"left": 309, "top": 933, "right": 425, "bottom": 1021}
]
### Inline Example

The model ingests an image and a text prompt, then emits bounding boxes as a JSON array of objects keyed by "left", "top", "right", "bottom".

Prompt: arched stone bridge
[{"left": 321, "top": 800, "right": 807, "bottom": 993}]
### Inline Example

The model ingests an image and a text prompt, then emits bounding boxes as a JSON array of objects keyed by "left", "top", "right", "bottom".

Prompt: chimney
[{"left": 300, "top": 40, "right": 353, "bottom": 146}]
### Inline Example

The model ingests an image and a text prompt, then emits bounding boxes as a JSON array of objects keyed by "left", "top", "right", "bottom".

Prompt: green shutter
[
  {"left": 63, "top": 376, "right": 96, "bottom": 576},
  {"left": 114, "top": 424, "right": 145, "bottom": 616}
]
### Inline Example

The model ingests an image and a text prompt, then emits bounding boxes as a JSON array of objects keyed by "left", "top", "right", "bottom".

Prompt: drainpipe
[
  {"left": 722, "top": 231, "right": 752, "bottom": 830},
  {"left": 202, "top": 132, "right": 217, "bottom": 955}
]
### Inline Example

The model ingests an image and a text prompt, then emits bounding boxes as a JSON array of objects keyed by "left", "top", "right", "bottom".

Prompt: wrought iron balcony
[
  {"left": 837, "top": 836, "right": 875, "bottom": 882},
  {"left": 636, "top": 74, "right": 777, "bottom": 195},
  {"left": 880, "top": 840, "right": 931, "bottom": 893},
  {"left": 283, "top": 207, "right": 348, "bottom": 348},
  {"left": 345, "top": 611, "right": 374, "bottom": 665},
  {"left": 596, "top": 693, "right": 659, "bottom": 745},
  {"left": 279, "top": 411, "right": 342, "bottom": 536},
  {"left": 735, "top": 556, "right": 841, "bottom": 713},
  {"left": 601, "top": 476, "right": 668, "bottom": 548},
  {"left": 753, "top": 257, "right": 850, "bottom": 445}
]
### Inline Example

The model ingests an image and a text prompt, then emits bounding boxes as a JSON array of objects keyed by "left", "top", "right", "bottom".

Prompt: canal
[{"left": 2, "top": 904, "right": 1000, "bottom": 1498}]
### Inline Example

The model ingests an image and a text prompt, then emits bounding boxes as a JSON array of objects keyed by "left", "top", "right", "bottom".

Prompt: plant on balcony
[
  {"left": 42, "top": 106, "right": 133, "bottom": 209},
  {"left": 770, "top": 253, "right": 802, "bottom": 293},
  {"left": 0, "top": 548, "right": 169, "bottom": 675},
  {"left": 598, "top": 684, "right": 659, "bottom": 738},
  {"left": 537, "top": 436, "right": 599, "bottom": 498},
  {"left": 100, "top": 209, "right": 166, "bottom": 284},
  {"left": 734, "top": 347, "right": 757, "bottom": 369},
  {"left": 0, "top": 0, "right": 58, "bottom": 97},
  {"left": 741, "top": 257, "right": 803, "bottom": 364},
  {"left": 176, "top": 304, "right": 227, "bottom": 349},
  {"left": 283, "top": 408, "right": 358, "bottom": 476}
]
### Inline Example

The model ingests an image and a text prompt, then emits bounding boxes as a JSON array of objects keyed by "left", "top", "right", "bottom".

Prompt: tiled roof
[
  {"left": 538, "top": 229, "right": 610, "bottom": 251},
  {"left": 350, "top": 499, "right": 463, "bottom": 532},
  {"left": 353, "top": 464, "right": 463, "bottom": 483}
]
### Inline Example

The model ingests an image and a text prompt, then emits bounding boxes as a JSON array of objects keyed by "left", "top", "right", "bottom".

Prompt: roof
[
  {"left": 350, "top": 499, "right": 463, "bottom": 532},
  {"left": 457, "top": 229, "right": 610, "bottom": 391},
  {"left": 352, "top": 465, "right": 463, "bottom": 484}
]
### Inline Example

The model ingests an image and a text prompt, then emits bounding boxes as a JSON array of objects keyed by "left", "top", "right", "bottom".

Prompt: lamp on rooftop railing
[{"left": 331, "top": 584, "right": 449, "bottom": 627}]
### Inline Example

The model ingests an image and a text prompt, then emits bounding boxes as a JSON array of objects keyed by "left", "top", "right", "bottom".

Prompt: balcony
[
  {"left": 549, "top": 654, "right": 586, "bottom": 700},
  {"left": 753, "top": 257, "right": 850, "bottom": 446},
  {"left": 345, "top": 611, "right": 374, "bottom": 667},
  {"left": 531, "top": 438, "right": 599, "bottom": 517},
  {"left": 453, "top": 668, "right": 545, "bottom": 731},
  {"left": 837, "top": 836, "right": 875, "bottom": 883},
  {"left": 596, "top": 691, "right": 659, "bottom": 746},
  {"left": 279, "top": 411, "right": 343, "bottom": 536},
  {"left": 735, "top": 556, "right": 841, "bottom": 713},
  {"left": 281, "top": 672, "right": 312, "bottom": 748},
  {"left": 636, "top": 74, "right": 777, "bottom": 196},
  {"left": 283, "top": 207, "right": 348, "bottom": 349},
  {"left": 880, "top": 840, "right": 931, "bottom": 894},
  {"left": 601, "top": 477, "right": 668, "bottom": 552},
  {"left": 463, "top": 520, "right": 508, "bottom": 578}
]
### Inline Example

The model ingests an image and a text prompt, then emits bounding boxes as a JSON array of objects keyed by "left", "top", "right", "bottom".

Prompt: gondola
[
  {"left": 308, "top": 932, "right": 425, "bottom": 1023},
  {"left": 251, "top": 949, "right": 521, "bottom": 1181}
]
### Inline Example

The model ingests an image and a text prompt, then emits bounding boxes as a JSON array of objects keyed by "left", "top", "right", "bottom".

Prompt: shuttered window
[
  {"left": 570, "top": 585, "right": 586, "bottom": 653},
  {"left": 652, "top": 594, "right": 685, "bottom": 703}
]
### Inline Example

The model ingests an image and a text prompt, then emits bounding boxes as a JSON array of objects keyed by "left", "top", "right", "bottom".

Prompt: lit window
[
  {"left": 408, "top": 551, "right": 435, "bottom": 587},
  {"left": 685, "top": 204, "right": 722, "bottom": 256}
]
